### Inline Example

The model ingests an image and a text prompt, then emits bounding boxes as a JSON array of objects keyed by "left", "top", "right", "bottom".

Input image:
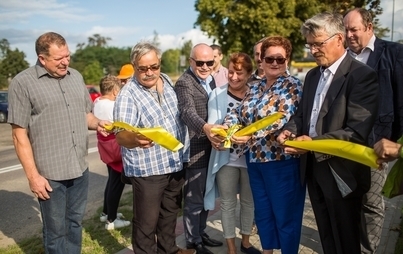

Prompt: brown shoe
[{"left": 177, "top": 247, "right": 196, "bottom": 254}]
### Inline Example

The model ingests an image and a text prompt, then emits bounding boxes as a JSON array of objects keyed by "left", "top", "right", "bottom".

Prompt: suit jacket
[
  {"left": 285, "top": 53, "right": 379, "bottom": 197},
  {"left": 366, "top": 38, "right": 403, "bottom": 143},
  {"left": 174, "top": 68, "right": 216, "bottom": 169}
]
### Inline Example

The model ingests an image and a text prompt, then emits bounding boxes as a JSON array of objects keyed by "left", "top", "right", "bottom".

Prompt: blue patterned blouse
[{"left": 225, "top": 73, "right": 303, "bottom": 163}]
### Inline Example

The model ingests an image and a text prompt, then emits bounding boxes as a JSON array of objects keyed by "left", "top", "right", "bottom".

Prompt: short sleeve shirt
[{"left": 8, "top": 63, "right": 92, "bottom": 180}]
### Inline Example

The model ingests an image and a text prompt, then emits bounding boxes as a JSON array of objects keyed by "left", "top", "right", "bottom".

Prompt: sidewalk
[{"left": 117, "top": 194, "right": 403, "bottom": 254}]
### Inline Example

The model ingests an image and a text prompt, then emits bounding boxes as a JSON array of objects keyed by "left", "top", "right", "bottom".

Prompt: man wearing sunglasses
[
  {"left": 175, "top": 43, "right": 224, "bottom": 254},
  {"left": 113, "top": 42, "right": 193, "bottom": 254},
  {"left": 278, "top": 12, "right": 379, "bottom": 254}
]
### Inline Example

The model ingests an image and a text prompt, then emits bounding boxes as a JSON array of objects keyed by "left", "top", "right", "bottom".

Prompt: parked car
[
  {"left": 87, "top": 85, "right": 101, "bottom": 102},
  {"left": 0, "top": 91, "right": 8, "bottom": 123}
]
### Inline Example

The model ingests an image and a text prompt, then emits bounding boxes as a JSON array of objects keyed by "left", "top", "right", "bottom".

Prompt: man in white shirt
[{"left": 344, "top": 8, "right": 403, "bottom": 254}]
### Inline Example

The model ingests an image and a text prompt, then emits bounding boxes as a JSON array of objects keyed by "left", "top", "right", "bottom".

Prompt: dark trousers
[
  {"left": 307, "top": 158, "right": 363, "bottom": 254},
  {"left": 130, "top": 170, "right": 185, "bottom": 254},
  {"left": 102, "top": 165, "right": 126, "bottom": 222},
  {"left": 183, "top": 167, "right": 209, "bottom": 244}
]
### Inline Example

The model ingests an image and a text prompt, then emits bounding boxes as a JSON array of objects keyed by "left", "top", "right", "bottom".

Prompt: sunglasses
[
  {"left": 263, "top": 57, "right": 287, "bottom": 64},
  {"left": 136, "top": 64, "right": 160, "bottom": 73},
  {"left": 190, "top": 57, "right": 214, "bottom": 67}
]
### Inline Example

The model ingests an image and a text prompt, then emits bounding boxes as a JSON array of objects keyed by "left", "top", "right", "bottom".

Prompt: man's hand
[
  {"left": 283, "top": 135, "right": 311, "bottom": 155},
  {"left": 203, "top": 124, "right": 227, "bottom": 149},
  {"left": 116, "top": 130, "right": 154, "bottom": 149},
  {"left": 28, "top": 174, "right": 52, "bottom": 200},
  {"left": 374, "top": 138, "right": 401, "bottom": 163},
  {"left": 277, "top": 130, "right": 310, "bottom": 154},
  {"left": 97, "top": 120, "right": 112, "bottom": 137}
]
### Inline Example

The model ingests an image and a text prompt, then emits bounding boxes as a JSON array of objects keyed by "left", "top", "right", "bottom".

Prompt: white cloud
[
  {"left": 0, "top": 0, "right": 101, "bottom": 24},
  {"left": 377, "top": 0, "right": 403, "bottom": 41}
]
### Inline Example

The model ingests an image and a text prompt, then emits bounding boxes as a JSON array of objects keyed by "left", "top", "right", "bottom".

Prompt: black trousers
[
  {"left": 130, "top": 170, "right": 185, "bottom": 254},
  {"left": 307, "top": 157, "right": 363, "bottom": 254},
  {"left": 102, "top": 165, "right": 126, "bottom": 222}
]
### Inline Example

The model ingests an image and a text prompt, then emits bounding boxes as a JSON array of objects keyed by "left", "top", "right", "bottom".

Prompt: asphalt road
[{"left": 0, "top": 123, "right": 131, "bottom": 248}]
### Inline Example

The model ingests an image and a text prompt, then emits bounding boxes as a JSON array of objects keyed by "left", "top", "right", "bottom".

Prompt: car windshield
[{"left": 0, "top": 92, "right": 7, "bottom": 103}]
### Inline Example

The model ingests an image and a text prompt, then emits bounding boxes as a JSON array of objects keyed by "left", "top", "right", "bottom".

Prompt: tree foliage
[
  {"left": 70, "top": 36, "right": 132, "bottom": 82},
  {"left": 82, "top": 61, "right": 104, "bottom": 85},
  {"left": 161, "top": 49, "right": 180, "bottom": 74},
  {"left": 194, "top": 0, "right": 387, "bottom": 58},
  {"left": 0, "top": 38, "right": 29, "bottom": 89}
]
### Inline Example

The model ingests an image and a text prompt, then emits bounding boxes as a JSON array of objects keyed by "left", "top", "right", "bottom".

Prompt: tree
[
  {"left": 161, "top": 49, "right": 180, "bottom": 74},
  {"left": 71, "top": 43, "right": 131, "bottom": 77},
  {"left": 0, "top": 38, "right": 29, "bottom": 89},
  {"left": 82, "top": 61, "right": 104, "bottom": 85},
  {"left": 87, "top": 34, "right": 111, "bottom": 47},
  {"left": 194, "top": 0, "right": 386, "bottom": 57},
  {"left": 152, "top": 30, "right": 160, "bottom": 48}
]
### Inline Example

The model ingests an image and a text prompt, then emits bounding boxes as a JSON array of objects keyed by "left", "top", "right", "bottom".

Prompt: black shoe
[
  {"left": 201, "top": 233, "right": 223, "bottom": 247},
  {"left": 240, "top": 244, "right": 261, "bottom": 254},
  {"left": 186, "top": 242, "right": 214, "bottom": 254}
]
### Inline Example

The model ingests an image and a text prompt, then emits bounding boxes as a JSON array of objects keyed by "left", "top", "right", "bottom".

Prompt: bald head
[{"left": 189, "top": 43, "right": 214, "bottom": 80}]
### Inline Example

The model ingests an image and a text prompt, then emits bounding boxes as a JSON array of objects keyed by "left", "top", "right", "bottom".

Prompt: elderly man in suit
[
  {"left": 278, "top": 12, "right": 379, "bottom": 254},
  {"left": 343, "top": 8, "right": 403, "bottom": 253},
  {"left": 174, "top": 43, "right": 224, "bottom": 254}
]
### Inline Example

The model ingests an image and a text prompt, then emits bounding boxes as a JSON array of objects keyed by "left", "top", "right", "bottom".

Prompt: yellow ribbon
[
  {"left": 284, "top": 139, "right": 378, "bottom": 168},
  {"left": 104, "top": 122, "right": 184, "bottom": 152},
  {"left": 234, "top": 112, "right": 284, "bottom": 137},
  {"left": 211, "top": 112, "right": 284, "bottom": 148}
]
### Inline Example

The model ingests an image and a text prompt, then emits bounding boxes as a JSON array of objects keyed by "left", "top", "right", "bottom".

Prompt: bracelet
[{"left": 399, "top": 145, "right": 403, "bottom": 159}]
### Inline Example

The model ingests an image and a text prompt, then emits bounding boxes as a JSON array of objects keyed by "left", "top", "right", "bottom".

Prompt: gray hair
[
  {"left": 130, "top": 41, "right": 161, "bottom": 66},
  {"left": 301, "top": 12, "right": 345, "bottom": 39}
]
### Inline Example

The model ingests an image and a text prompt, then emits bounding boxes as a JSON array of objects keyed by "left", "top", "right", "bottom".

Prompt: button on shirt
[
  {"left": 309, "top": 51, "right": 347, "bottom": 137},
  {"left": 113, "top": 74, "right": 189, "bottom": 177}
]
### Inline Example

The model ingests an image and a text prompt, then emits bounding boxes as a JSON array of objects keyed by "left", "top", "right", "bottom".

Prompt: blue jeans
[{"left": 39, "top": 169, "right": 89, "bottom": 254}]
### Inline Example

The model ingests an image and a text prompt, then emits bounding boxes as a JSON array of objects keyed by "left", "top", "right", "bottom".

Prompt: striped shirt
[
  {"left": 8, "top": 63, "right": 92, "bottom": 180},
  {"left": 114, "top": 74, "right": 189, "bottom": 177},
  {"left": 225, "top": 74, "right": 303, "bottom": 163}
]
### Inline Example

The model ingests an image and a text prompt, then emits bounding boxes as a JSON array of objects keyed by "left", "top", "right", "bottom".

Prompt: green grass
[{"left": 0, "top": 192, "right": 133, "bottom": 254}]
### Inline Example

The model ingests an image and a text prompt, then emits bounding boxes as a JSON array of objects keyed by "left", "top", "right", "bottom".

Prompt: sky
[{"left": 0, "top": 0, "right": 402, "bottom": 66}]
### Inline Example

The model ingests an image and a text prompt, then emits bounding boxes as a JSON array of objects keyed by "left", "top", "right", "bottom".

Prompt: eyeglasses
[
  {"left": 304, "top": 34, "right": 338, "bottom": 50},
  {"left": 190, "top": 57, "right": 214, "bottom": 67},
  {"left": 263, "top": 57, "right": 287, "bottom": 64},
  {"left": 136, "top": 64, "right": 160, "bottom": 73}
]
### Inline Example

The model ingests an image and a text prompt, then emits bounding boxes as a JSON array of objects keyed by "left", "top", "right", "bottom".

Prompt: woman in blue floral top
[{"left": 225, "top": 36, "right": 305, "bottom": 254}]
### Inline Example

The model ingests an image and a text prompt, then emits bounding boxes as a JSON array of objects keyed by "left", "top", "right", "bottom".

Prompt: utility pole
[{"left": 391, "top": 0, "right": 395, "bottom": 41}]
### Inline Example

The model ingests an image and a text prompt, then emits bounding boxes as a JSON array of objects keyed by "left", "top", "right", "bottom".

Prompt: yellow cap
[{"left": 116, "top": 64, "right": 134, "bottom": 79}]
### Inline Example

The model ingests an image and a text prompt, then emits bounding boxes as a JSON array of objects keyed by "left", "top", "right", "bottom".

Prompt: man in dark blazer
[
  {"left": 344, "top": 8, "right": 403, "bottom": 253},
  {"left": 278, "top": 12, "right": 379, "bottom": 254},
  {"left": 174, "top": 43, "right": 224, "bottom": 254}
]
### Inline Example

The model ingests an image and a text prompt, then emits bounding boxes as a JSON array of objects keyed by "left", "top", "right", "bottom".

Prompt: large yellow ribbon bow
[
  {"left": 284, "top": 139, "right": 378, "bottom": 168},
  {"left": 212, "top": 112, "right": 284, "bottom": 148},
  {"left": 104, "top": 122, "right": 183, "bottom": 152}
]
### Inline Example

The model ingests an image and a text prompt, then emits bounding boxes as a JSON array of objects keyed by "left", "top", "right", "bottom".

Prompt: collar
[
  {"left": 347, "top": 34, "right": 375, "bottom": 56},
  {"left": 35, "top": 60, "right": 70, "bottom": 79},
  {"left": 190, "top": 67, "right": 212, "bottom": 84},
  {"left": 322, "top": 51, "right": 347, "bottom": 76}
]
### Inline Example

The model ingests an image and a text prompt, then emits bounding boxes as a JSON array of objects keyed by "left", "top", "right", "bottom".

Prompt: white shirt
[
  {"left": 93, "top": 97, "right": 115, "bottom": 121},
  {"left": 309, "top": 51, "right": 348, "bottom": 137},
  {"left": 347, "top": 34, "right": 375, "bottom": 64}
]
